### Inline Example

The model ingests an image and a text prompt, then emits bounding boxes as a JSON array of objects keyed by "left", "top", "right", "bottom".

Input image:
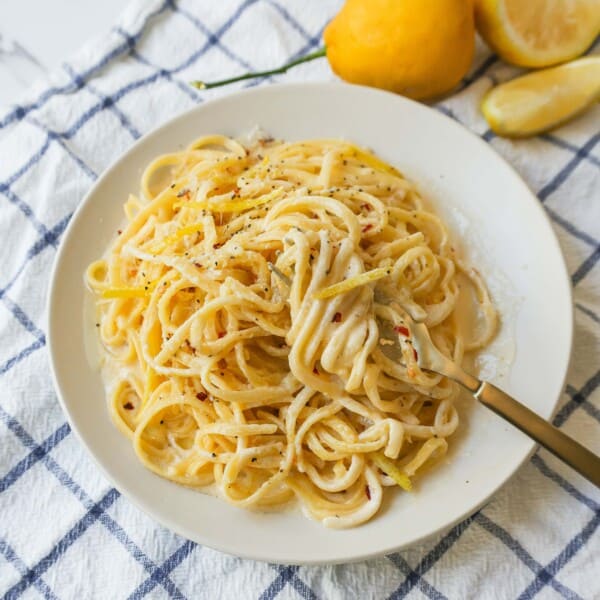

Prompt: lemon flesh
[
  {"left": 476, "top": 0, "right": 600, "bottom": 67},
  {"left": 482, "top": 56, "right": 600, "bottom": 138}
]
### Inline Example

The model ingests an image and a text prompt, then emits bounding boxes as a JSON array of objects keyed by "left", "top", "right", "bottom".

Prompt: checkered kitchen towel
[{"left": 0, "top": 1, "right": 598, "bottom": 598}]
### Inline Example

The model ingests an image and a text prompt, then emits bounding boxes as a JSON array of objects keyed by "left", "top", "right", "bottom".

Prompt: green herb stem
[{"left": 191, "top": 47, "right": 327, "bottom": 90}]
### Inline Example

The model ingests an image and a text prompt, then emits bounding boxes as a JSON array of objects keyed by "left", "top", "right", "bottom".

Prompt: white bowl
[{"left": 48, "top": 82, "right": 573, "bottom": 564}]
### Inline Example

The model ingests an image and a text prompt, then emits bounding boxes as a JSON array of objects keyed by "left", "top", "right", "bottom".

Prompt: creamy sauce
[{"left": 429, "top": 199, "right": 518, "bottom": 386}]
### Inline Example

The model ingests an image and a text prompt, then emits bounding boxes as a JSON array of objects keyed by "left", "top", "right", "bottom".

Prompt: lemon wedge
[
  {"left": 482, "top": 56, "right": 600, "bottom": 138},
  {"left": 475, "top": 0, "right": 600, "bottom": 67}
]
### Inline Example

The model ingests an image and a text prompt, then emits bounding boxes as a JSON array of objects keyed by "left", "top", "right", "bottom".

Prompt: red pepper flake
[
  {"left": 213, "top": 243, "right": 222, "bottom": 249},
  {"left": 194, "top": 262, "right": 202, "bottom": 268},
  {"left": 360, "top": 203, "right": 372, "bottom": 211},
  {"left": 196, "top": 392, "right": 207, "bottom": 401},
  {"left": 394, "top": 325, "right": 410, "bottom": 337},
  {"left": 123, "top": 402, "right": 134, "bottom": 410},
  {"left": 117, "top": 229, "right": 122, "bottom": 235},
  {"left": 332, "top": 312, "right": 342, "bottom": 323},
  {"left": 313, "top": 366, "right": 319, "bottom": 375},
  {"left": 413, "top": 348, "right": 419, "bottom": 362},
  {"left": 362, "top": 224, "right": 373, "bottom": 233},
  {"left": 217, "top": 331, "right": 225, "bottom": 339},
  {"left": 365, "top": 486, "right": 371, "bottom": 500}
]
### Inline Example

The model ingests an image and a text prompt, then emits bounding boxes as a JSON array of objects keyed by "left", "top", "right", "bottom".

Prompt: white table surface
[{"left": 0, "top": 0, "right": 124, "bottom": 105}]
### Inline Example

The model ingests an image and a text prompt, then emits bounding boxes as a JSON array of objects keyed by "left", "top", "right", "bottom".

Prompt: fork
[
  {"left": 267, "top": 263, "right": 600, "bottom": 486},
  {"left": 377, "top": 304, "right": 600, "bottom": 487}
]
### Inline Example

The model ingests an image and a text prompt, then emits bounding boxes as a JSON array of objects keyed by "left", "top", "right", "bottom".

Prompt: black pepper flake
[
  {"left": 123, "top": 402, "right": 134, "bottom": 410},
  {"left": 160, "top": 419, "right": 164, "bottom": 424},
  {"left": 95, "top": 323, "right": 100, "bottom": 327},
  {"left": 251, "top": 457, "right": 257, "bottom": 462},
  {"left": 211, "top": 452, "right": 217, "bottom": 458},
  {"left": 423, "top": 401, "right": 433, "bottom": 407},
  {"left": 117, "top": 229, "right": 122, "bottom": 235}
]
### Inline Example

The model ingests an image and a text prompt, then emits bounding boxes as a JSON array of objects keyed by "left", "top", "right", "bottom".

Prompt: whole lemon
[{"left": 324, "top": 0, "right": 476, "bottom": 100}]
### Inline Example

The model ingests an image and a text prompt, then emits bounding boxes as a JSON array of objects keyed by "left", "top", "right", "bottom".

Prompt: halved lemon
[
  {"left": 481, "top": 56, "right": 600, "bottom": 137},
  {"left": 475, "top": 0, "right": 600, "bottom": 67}
]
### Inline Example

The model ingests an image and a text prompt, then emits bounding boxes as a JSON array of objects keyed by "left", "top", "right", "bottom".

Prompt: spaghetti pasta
[{"left": 86, "top": 134, "right": 497, "bottom": 528}]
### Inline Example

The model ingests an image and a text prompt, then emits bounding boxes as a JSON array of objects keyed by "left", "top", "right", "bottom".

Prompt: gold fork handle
[{"left": 475, "top": 381, "right": 600, "bottom": 487}]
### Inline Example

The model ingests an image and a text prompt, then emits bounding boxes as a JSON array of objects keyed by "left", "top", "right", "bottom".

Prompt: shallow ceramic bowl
[{"left": 48, "top": 82, "right": 573, "bottom": 564}]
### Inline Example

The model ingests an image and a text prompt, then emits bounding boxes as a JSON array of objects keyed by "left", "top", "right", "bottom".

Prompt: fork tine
[{"left": 268, "top": 262, "right": 292, "bottom": 287}]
